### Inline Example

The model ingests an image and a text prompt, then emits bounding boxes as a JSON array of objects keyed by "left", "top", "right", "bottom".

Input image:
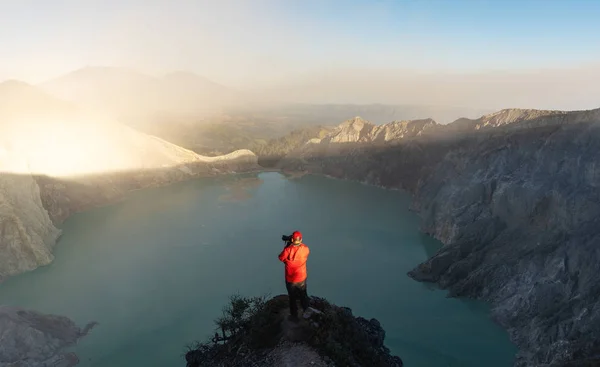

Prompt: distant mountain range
[
  {"left": 39, "top": 66, "right": 249, "bottom": 119},
  {"left": 228, "top": 103, "right": 494, "bottom": 125},
  {"left": 36, "top": 66, "right": 492, "bottom": 125}
]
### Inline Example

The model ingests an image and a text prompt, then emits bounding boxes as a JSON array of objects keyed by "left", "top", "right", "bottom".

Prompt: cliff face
[
  {"left": 0, "top": 82, "right": 259, "bottom": 281},
  {"left": 0, "top": 174, "right": 61, "bottom": 279},
  {"left": 277, "top": 107, "right": 600, "bottom": 366},
  {"left": 0, "top": 305, "right": 96, "bottom": 367},
  {"left": 408, "top": 119, "right": 600, "bottom": 367}
]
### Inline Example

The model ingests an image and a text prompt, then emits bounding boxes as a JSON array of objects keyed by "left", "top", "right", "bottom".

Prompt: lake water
[{"left": 0, "top": 172, "right": 517, "bottom": 366}]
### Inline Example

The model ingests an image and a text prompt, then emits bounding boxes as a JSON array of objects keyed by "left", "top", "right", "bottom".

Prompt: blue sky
[
  {"left": 0, "top": 0, "right": 599, "bottom": 108},
  {"left": 284, "top": 0, "right": 600, "bottom": 69}
]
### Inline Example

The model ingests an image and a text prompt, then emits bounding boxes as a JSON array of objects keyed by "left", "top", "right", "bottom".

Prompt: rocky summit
[
  {"left": 277, "top": 107, "right": 600, "bottom": 367},
  {"left": 185, "top": 294, "right": 403, "bottom": 367}
]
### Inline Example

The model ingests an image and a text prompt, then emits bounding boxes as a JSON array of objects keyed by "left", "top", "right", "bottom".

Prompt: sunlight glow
[{"left": 0, "top": 114, "right": 255, "bottom": 178}]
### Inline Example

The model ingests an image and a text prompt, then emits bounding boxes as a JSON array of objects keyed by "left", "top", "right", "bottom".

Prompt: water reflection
[{"left": 218, "top": 175, "right": 264, "bottom": 202}]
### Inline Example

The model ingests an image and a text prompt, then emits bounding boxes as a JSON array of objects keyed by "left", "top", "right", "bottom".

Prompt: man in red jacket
[{"left": 278, "top": 230, "right": 310, "bottom": 321}]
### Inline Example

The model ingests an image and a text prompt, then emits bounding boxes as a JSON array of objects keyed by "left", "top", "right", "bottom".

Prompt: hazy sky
[{"left": 1, "top": 0, "right": 599, "bottom": 109}]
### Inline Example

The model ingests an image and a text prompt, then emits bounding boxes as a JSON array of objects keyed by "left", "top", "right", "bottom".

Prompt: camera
[{"left": 282, "top": 234, "right": 293, "bottom": 246}]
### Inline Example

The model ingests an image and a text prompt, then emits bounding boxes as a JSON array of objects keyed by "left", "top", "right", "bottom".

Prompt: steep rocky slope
[
  {"left": 277, "top": 107, "right": 600, "bottom": 366},
  {"left": 0, "top": 305, "right": 96, "bottom": 367},
  {"left": 185, "top": 294, "right": 403, "bottom": 367},
  {"left": 0, "top": 82, "right": 259, "bottom": 281}
]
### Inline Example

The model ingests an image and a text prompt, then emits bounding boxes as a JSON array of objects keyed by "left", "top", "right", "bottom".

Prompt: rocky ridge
[
  {"left": 277, "top": 107, "right": 600, "bottom": 366},
  {"left": 185, "top": 294, "right": 403, "bottom": 367}
]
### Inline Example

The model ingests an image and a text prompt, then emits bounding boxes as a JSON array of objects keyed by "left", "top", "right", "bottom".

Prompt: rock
[
  {"left": 0, "top": 306, "right": 96, "bottom": 367},
  {"left": 185, "top": 294, "right": 403, "bottom": 367},
  {"left": 355, "top": 317, "right": 386, "bottom": 348},
  {"left": 303, "top": 306, "right": 322, "bottom": 319},
  {"left": 277, "top": 107, "right": 600, "bottom": 366},
  {"left": 0, "top": 174, "right": 61, "bottom": 281}
]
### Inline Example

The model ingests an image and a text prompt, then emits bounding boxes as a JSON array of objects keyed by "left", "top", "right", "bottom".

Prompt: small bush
[
  {"left": 185, "top": 293, "right": 272, "bottom": 367},
  {"left": 185, "top": 294, "right": 402, "bottom": 367}
]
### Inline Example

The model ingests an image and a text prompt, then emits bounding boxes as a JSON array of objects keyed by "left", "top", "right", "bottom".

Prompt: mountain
[
  {"left": 445, "top": 108, "right": 600, "bottom": 131},
  {"left": 35, "top": 67, "right": 495, "bottom": 158},
  {"left": 228, "top": 103, "right": 493, "bottom": 125},
  {"left": 39, "top": 67, "right": 245, "bottom": 121},
  {"left": 0, "top": 81, "right": 258, "bottom": 280},
  {"left": 276, "top": 107, "right": 600, "bottom": 366},
  {"left": 162, "top": 71, "right": 234, "bottom": 103},
  {"left": 0, "top": 79, "right": 75, "bottom": 118}
]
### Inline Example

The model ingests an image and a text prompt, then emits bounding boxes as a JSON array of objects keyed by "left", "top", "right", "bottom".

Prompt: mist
[
  {"left": 1, "top": 0, "right": 599, "bottom": 116},
  {"left": 253, "top": 64, "right": 600, "bottom": 111}
]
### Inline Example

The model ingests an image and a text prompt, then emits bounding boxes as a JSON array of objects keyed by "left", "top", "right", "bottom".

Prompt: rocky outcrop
[
  {"left": 277, "top": 107, "right": 600, "bottom": 366},
  {"left": 185, "top": 294, "right": 402, "bottom": 367},
  {"left": 326, "top": 116, "right": 437, "bottom": 144},
  {"left": 0, "top": 305, "right": 96, "bottom": 367},
  {"left": 0, "top": 82, "right": 260, "bottom": 281},
  {"left": 444, "top": 108, "right": 600, "bottom": 133},
  {"left": 0, "top": 174, "right": 61, "bottom": 280}
]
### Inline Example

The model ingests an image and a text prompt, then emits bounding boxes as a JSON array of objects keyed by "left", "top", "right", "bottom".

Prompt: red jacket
[{"left": 278, "top": 243, "right": 310, "bottom": 283}]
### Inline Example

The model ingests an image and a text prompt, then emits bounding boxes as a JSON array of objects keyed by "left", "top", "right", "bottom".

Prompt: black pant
[{"left": 285, "top": 279, "right": 309, "bottom": 317}]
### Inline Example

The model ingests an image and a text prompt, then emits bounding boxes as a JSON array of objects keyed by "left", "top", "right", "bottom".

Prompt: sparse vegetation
[
  {"left": 184, "top": 293, "right": 280, "bottom": 367},
  {"left": 184, "top": 294, "right": 403, "bottom": 367}
]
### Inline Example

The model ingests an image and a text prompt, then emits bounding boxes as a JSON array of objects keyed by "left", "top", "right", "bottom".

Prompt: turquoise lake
[{"left": 0, "top": 171, "right": 517, "bottom": 366}]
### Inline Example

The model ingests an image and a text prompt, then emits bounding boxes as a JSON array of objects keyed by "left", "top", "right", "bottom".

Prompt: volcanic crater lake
[{"left": 0, "top": 171, "right": 517, "bottom": 366}]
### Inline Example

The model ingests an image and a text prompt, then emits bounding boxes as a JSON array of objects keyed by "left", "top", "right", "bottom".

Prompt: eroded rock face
[
  {"left": 0, "top": 306, "right": 96, "bottom": 367},
  {"left": 408, "top": 121, "right": 600, "bottom": 366},
  {"left": 278, "top": 108, "right": 600, "bottom": 366},
  {"left": 0, "top": 174, "right": 60, "bottom": 280}
]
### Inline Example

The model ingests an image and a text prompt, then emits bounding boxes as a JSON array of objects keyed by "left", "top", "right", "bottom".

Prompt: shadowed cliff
[{"left": 275, "top": 107, "right": 600, "bottom": 367}]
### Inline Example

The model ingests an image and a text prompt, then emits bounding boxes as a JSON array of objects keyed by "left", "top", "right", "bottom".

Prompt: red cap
[{"left": 291, "top": 231, "right": 302, "bottom": 242}]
